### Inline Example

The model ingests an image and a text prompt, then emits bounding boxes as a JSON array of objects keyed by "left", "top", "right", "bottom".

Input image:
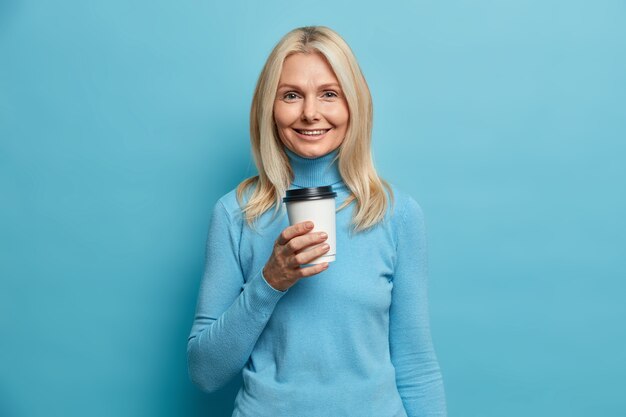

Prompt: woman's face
[{"left": 273, "top": 52, "right": 349, "bottom": 159}]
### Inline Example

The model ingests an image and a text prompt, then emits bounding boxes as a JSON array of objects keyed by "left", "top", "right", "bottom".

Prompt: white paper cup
[{"left": 283, "top": 185, "right": 337, "bottom": 265}]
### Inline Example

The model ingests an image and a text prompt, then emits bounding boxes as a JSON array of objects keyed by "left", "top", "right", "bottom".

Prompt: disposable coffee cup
[{"left": 283, "top": 185, "right": 337, "bottom": 265}]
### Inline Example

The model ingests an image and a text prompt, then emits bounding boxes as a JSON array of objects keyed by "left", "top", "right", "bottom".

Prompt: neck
[{"left": 284, "top": 145, "right": 343, "bottom": 188}]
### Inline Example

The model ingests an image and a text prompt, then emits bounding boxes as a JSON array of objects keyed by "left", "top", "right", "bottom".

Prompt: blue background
[{"left": 1, "top": 1, "right": 625, "bottom": 416}]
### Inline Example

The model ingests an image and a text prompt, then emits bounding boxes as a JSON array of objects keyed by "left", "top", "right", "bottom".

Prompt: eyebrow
[{"left": 277, "top": 83, "right": 341, "bottom": 91}]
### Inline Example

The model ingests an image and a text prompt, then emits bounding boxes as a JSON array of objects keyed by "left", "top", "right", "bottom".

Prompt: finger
[
  {"left": 276, "top": 221, "right": 314, "bottom": 246},
  {"left": 293, "top": 243, "right": 330, "bottom": 267},
  {"left": 287, "top": 231, "right": 328, "bottom": 255},
  {"left": 297, "top": 262, "right": 329, "bottom": 278}
]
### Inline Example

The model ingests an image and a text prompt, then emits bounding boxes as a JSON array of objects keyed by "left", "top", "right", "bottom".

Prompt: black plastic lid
[{"left": 282, "top": 185, "right": 337, "bottom": 203}]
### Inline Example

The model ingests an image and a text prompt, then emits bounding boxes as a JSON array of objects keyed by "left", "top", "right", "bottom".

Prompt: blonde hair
[{"left": 236, "top": 25, "right": 394, "bottom": 234}]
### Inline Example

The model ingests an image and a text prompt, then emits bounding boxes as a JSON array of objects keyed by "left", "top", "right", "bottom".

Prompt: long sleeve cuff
[{"left": 244, "top": 268, "right": 287, "bottom": 316}]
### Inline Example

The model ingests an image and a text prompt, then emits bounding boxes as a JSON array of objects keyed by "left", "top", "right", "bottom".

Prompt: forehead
[{"left": 278, "top": 52, "right": 339, "bottom": 86}]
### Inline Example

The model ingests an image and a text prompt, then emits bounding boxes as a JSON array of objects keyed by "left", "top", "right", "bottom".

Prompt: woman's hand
[{"left": 262, "top": 221, "right": 330, "bottom": 291}]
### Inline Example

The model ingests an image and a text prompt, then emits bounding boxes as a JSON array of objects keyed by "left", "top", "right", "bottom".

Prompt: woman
[{"left": 187, "top": 26, "right": 447, "bottom": 417}]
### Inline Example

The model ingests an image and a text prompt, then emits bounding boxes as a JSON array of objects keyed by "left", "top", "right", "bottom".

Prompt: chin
[{"left": 290, "top": 141, "right": 340, "bottom": 159}]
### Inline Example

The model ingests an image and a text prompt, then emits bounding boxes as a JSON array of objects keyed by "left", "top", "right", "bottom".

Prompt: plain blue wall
[{"left": 1, "top": 1, "right": 624, "bottom": 416}]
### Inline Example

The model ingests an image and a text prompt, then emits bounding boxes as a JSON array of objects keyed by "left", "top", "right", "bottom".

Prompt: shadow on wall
[
  {"left": 188, "top": 376, "right": 243, "bottom": 417},
  {"left": 167, "top": 132, "right": 253, "bottom": 417},
  {"left": 0, "top": 387, "right": 21, "bottom": 417},
  {"left": 170, "top": 254, "right": 246, "bottom": 417}
]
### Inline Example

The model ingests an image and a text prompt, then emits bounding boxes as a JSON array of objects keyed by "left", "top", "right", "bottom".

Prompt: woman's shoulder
[{"left": 213, "top": 186, "right": 246, "bottom": 225}]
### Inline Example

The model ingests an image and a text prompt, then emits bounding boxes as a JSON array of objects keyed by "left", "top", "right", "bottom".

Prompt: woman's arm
[
  {"left": 390, "top": 196, "right": 448, "bottom": 417},
  {"left": 187, "top": 200, "right": 286, "bottom": 393}
]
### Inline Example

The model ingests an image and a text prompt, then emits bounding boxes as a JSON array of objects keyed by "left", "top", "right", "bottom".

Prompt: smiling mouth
[{"left": 293, "top": 128, "right": 331, "bottom": 136}]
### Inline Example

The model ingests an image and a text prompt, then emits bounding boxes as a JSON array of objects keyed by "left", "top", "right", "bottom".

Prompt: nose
[{"left": 301, "top": 96, "right": 320, "bottom": 122}]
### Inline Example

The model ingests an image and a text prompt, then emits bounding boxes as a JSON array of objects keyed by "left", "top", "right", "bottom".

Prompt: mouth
[{"left": 292, "top": 128, "right": 332, "bottom": 140}]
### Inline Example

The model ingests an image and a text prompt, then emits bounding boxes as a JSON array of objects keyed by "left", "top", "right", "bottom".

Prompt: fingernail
[
  {"left": 319, "top": 232, "right": 327, "bottom": 239},
  {"left": 322, "top": 244, "right": 330, "bottom": 249},
  {"left": 305, "top": 222, "right": 313, "bottom": 229}
]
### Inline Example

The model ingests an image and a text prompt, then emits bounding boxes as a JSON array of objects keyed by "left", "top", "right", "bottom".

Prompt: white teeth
[{"left": 297, "top": 129, "right": 329, "bottom": 136}]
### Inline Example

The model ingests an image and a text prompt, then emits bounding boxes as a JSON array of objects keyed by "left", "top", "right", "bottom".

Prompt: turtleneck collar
[{"left": 284, "top": 145, "right": 344, "bottom": 189}]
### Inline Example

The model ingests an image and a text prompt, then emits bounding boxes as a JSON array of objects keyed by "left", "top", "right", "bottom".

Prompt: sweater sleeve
[
  {"left": 187, "top": 200, "right": 286, "bottom": 393},
  {"left": 390, "top": 197, "right": 448, "bottom": 417}
]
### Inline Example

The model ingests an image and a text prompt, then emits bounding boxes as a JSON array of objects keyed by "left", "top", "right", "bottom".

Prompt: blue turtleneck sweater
[{"left": 187, "top": 146, "right": 447, "bottom": 417}]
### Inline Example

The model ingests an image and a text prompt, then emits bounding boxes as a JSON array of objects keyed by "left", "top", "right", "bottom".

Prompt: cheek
[
  {"left": 326, "top": 105, "right": 350, "bottom": 127},
  {"left": 274, "top": 103, "right": 299, "bottom": 128}
]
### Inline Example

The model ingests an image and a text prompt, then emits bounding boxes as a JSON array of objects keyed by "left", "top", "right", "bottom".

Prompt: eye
[
  {"left": 283, "top": 92, "right": 300, "bottom": 101},
  {"left": 323, "top": 91, "right": 338, "bottom": 98}
]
